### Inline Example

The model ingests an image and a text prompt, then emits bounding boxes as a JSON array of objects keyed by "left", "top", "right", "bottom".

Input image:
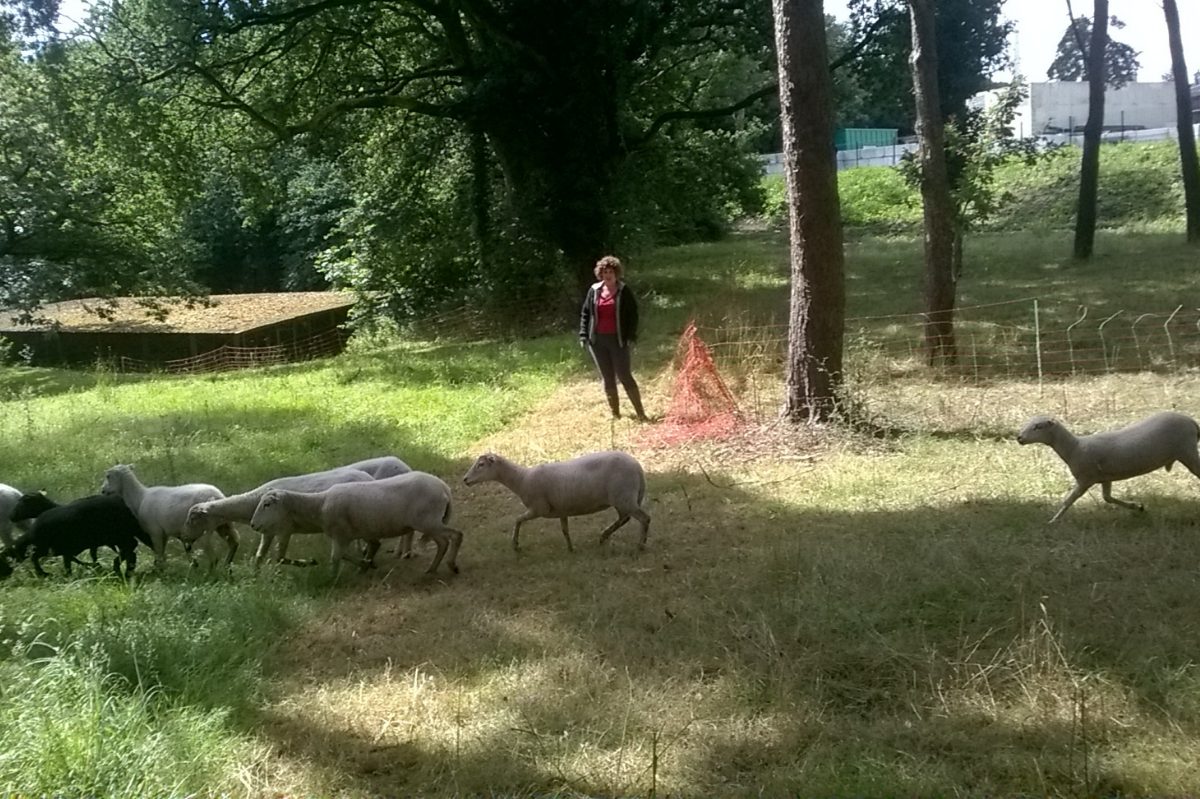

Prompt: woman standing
[{"left": 578, "top": 255, "right": 649, "bottom": 421}]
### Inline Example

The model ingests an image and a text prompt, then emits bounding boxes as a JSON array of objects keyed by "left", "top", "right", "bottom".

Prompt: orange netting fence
[
  {"left": 118, "top": 328, "right": 349, "bottom": 374},
  {"left": 641, "top": 321, "right": 743, "bottom": 445}
]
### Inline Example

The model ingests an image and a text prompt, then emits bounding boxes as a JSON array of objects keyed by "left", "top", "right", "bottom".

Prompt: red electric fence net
[{"left": 643, "top": 321, "right": 742, "bottom": 445}]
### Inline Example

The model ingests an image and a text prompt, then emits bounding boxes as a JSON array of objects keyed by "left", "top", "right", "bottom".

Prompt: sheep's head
[
  {"left": 1017, "top": 416, "right": 1060, "bottom": 446},
  {"left": 463, "top": 453, "right": 500, "bottom": 485},
  {"left": 182, "top": 503, "right": 211, "bottom": 542},
  {"left": 100, "top": 464, "right": 135, "bottom": 496},
  {"left": 251, "top": 490, "right": 286, "bottom": 531},
  {"left": 10, "top": 490, "right": 52, "bottom": 523}
]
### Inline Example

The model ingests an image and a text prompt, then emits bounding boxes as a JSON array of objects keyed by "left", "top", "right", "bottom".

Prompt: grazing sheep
[
  {"left": 462, "top": 451, "right": 650, "bottom": 552},
  {"left": 6, "top": 493, "right": 150, "bottom": 578},
  {"left": 100, "top": 464, "right": 236, "bottom": 567},
  {"left": 184, "top": 465, "right": 379, "bottom": 567},
  {"left": 1017, "top": 411, "right": 1200, "bottom": 523},
  {"left": 342, "top": 456, "right": 412, "bottom": 479},
  {"left": 0, "top": 482, "right": 32, "bottom": 549},
  {"left": 251, "top": 471, "right": 461, "bottom": 579}
]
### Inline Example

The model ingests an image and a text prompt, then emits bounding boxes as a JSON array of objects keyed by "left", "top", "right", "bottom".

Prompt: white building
[{"left": 984, "top": 81, "right": 1179, "bottom": 137}]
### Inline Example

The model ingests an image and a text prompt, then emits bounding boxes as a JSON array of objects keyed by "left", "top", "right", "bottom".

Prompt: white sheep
[
  {"left": 343, "top": 456, "right": 412, "bottom": 479},
  {"left": 100, "top": 464, "right": 236, "bottom": 567},
  {"left": 462, "top": 451, "right": 650, "bottom": 551},
  {"left": 0, "top": 482, "right": 32, "bottom": 549},
  {"left": 250, "top": 471, "right": 462, "bottom": 579},
  {"left": 1017, "top": 411, "right": 1200, "bottom": 523},
  {"left": 184, "top": 466, "right": 379, "bottom": 566}
]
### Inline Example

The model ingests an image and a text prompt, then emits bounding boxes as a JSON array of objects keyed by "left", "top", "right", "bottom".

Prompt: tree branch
[
  {"left": 829, "top": 6, "right": 902, "bottom": 72},
  {"left": 631, "top": 83, "right": 777, "bottom": 146}
]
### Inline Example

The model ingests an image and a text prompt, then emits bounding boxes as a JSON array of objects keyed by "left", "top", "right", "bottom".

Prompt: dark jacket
[{"left": 579, "top": 281, "right": 639, "bottom": 348}]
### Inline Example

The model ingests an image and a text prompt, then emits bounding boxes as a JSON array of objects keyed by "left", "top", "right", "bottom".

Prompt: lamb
[
  {"left": 1017, "top": 411, "right": 1200, "bottom": 523},
  {"left": 462, "top": 451, "right": 650, "bottom": 552},
  {"left": 250, "top": 471, "right": 462, "bottom": 579},
  {"left": 0, "top": 482, "right": 32, "bottom": 549},
  {"left": 342, "top": 456, "right": 412, "bottom": 479},
  {"left": 100, "top": 464, "right": 237, "bottom": 567},
  {"left": 185, "top": 465, "right": 388, "bottom": 566},
  {"left": 5, "top": 492, "right": 151, "bottom": 578}
]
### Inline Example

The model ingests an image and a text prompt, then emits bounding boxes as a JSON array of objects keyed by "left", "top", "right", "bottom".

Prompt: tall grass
[
  {"left": 0, "top": 335, "right": 579, "bottom": 797},
  {"left": 4, "top": 226, "right": 1200, "bottom": 796}
]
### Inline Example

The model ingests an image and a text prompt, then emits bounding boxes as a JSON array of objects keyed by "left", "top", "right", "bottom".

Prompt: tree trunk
[
  {"left": 1164, "top": 0, "right": 1200, "bottom": 243},
  {"left": 1073, "top": 0, "right": 1107, "bottom": 259},
  {"left": 773, "top": 0, "right": 846, "bottom": 424},
  {"left": 908, "top": 0, "right": 957, "bottom": 366}
]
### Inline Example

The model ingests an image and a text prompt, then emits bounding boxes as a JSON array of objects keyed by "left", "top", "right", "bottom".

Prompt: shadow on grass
[{"left": 237, "top": 466, "right": 1200, "bottom": 797}]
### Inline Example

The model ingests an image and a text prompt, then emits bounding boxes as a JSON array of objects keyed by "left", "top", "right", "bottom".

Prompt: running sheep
[
  {"left": 0, "top": 482, "right": 31, "bottom": 549},
  {"left": 1017, "top": 410, "right": 1200, "bottom": 523},
  {"left": 101, "top": 464, "right": 237, "bottom": 567},
  {"left": 184, "top": 465, "right": 378, "bottom": 566},
  {"left": 462, "top": 451, "right": 650, "bottom": 552},
  {"left": 6, "top": 492, "right": 151, "bottom": 578},
  {"left": 250, "top": 471, "right": 462, "bottom": 579}
]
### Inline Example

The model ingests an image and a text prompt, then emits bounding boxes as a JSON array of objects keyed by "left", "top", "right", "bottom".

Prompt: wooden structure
[{"left": 0, "top": 293, "right": 355, "bottom": 370}]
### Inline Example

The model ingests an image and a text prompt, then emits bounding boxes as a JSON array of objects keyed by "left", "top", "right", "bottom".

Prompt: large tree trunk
[
  {"left": 1073, "top": 0, "right": 1108, "bottom": 259},
  {"left": 773, "top": 0, "right": 846, "bottom": 424},
  {"left": 908, "top": 0, "right": 957, "bottom": 365},
  {"left": 1164, "top": 0, "right": 1200, "bottom": 243}
]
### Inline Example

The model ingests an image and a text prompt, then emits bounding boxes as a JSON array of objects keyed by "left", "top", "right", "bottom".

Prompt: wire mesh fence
[{"left": 689, "top": 298, "right": 1200, "bottom": 428}]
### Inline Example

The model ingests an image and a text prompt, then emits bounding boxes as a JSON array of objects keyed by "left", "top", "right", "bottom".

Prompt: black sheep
[{"left": 7, "top": 492, "right": 151, "bottom": 579}]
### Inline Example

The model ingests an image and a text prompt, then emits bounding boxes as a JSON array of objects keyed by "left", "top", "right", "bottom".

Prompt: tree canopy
[{"left": 1047, "top": 14, "right": 1140, "bottom": 89}]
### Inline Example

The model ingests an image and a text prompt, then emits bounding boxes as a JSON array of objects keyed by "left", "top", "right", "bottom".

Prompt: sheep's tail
[
  {"left": 442, "top": 489, "right": 454, "bottom": 525},
  {"left": 637, "top": 472, "right": 647, "bottom": 507}
]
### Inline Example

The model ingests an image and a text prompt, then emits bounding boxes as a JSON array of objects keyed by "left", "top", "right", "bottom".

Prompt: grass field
[{"left": 2, "top": 228, "right": 1200, "bottom": 797}]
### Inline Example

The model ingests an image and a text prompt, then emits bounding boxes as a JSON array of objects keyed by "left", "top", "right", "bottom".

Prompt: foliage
[
  {"left": 89, "top": 0, "right": 777, "bottom": 294},
  {"left": 843, "top": 0, "right": 1013, "bottom": 130},
  {"left": 898, "top": 82, "right": 1059, "bottom": 243},
  {"left": 764, "top": 139, "right": 1191, "bottom": 235},
  {"left": 1047, "top": 14, "right": 1141, "bottom": 88}
]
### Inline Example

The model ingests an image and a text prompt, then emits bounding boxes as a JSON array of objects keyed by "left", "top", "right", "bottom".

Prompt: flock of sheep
[
  {"left": 0, "top": 449, "right": 652, "bottom": 580},
  {"left": 0, "top": 407, "right": 1197, "bottom": 582}
]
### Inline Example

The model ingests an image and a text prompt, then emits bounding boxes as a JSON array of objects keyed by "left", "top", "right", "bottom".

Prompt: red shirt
[{"left": 595, "top": 290, "right": 618, "bottom": 334}]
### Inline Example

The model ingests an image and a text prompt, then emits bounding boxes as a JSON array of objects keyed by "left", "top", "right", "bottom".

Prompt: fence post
[{"left": 1034, "top": 299, "right": 1043, "bottom": 394}]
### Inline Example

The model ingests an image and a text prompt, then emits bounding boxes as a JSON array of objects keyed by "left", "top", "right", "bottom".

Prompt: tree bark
[
  {"left": 1164, "top": 0, "right": 1200, "bottom": 243},
  {"left": 773, "top": 0, "right": 846, "bottom": 423},
  {"left": 908, "top": 0, "right": 957, "bottom": 365},
  {"left": 1073, "top": 0, "right": 1107, "bottom": 259}
]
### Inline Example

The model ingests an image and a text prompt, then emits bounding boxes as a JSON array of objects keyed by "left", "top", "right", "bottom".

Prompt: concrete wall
[{"left": 1012, "top": 81, "right": 1178, "bottom": 136}]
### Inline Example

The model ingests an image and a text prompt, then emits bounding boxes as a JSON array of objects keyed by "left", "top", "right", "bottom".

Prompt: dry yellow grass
[{"left": 245, "top": 369, "right": 1200, "bottom": 797}]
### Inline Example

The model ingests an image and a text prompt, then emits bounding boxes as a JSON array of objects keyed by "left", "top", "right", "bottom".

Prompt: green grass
[{"left": 4, "top": 224, "right": 1200, "bottom": 796}]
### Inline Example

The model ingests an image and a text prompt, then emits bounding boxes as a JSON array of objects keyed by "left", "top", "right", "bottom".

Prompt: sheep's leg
[
  {"left": 89, "top": 546, "right": 99, "bottom": 564},
  {"left": 32, "top": 553, "right": 48, "bottom": 578},
  {"left": 395, "top": 530, "right": 415, "bottom": 559},
  {"left": 359, "top": 540, "right": 381, "bottom": 573},
  {"left": 1179, "top": 449, "right": 1200, "bottom": 479},
  {"left": 559, "top": 518, "right": 574, "bottom": 552},
  {"left": 1101, "top": 481, "right": 1144, "bottom": 512},
  {"left": 149, "top": 529, "right": 167, "bottom": 568},
  {"left": 215, "top": 523, "right": 239, "bottom": 566},
  {"left": 253, "top": 532, "right": 274, "bottom": 568},
  {"left": 632, "top": 508, "right": 651, "bottom": 549},
  {"left": 511, "top": 510, "right": 537, "bottom": 551},
  {"left": 329, "top": 538, "right": 346, "bottom": 580},
  {"left": 1049, "top": 482, "right": 1092, "bottom": 523},
  {"left": 423, "top": 527, "right": 463, "bottom": 574},
  {"left": 121, "top": 544, "right": 137, "bottom": 579},
  {"left": 598, "top": 513, "right": 631, "bottom": 544}
]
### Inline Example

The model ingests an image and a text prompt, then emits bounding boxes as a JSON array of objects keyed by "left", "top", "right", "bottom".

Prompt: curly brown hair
[{"left": 594, "top": 255, "right": 624, "bottom": 280}]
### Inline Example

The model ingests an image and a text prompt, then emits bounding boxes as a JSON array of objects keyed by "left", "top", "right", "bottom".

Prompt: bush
[{"left": 763, "top": 139, "right": 1191, "bottom": 233}]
